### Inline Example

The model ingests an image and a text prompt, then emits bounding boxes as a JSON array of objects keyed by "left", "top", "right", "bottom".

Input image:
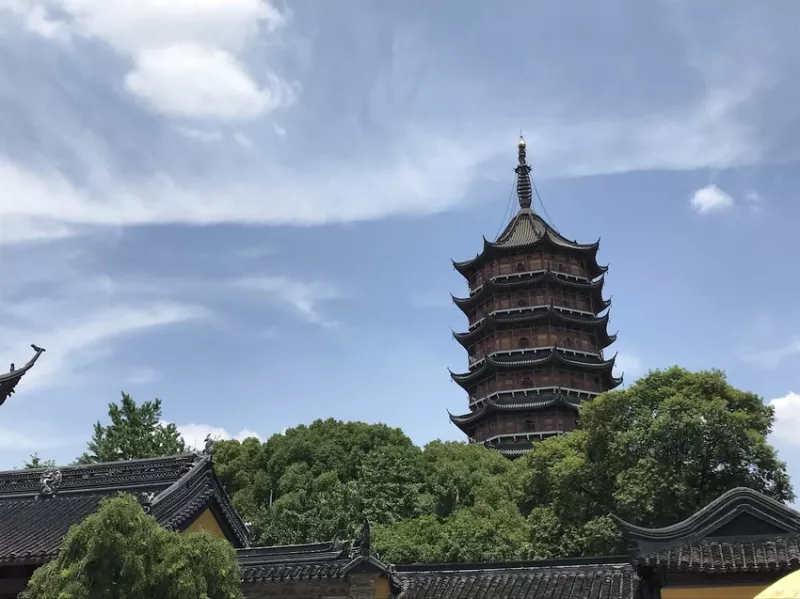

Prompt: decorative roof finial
[
  {"left": 358, "top": 519, "right": 371, "bottom": 556},
  {"left": 515, "top": 136, "right": 533, "bottom": 210}
]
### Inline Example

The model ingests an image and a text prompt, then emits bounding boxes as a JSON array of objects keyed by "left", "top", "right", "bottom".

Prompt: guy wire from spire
[
  {"left": 494, "top": 172, "right": 518, "bottom": 240},
  {"left": 532, "top": 175, "right": 561, "bottom": 234}
]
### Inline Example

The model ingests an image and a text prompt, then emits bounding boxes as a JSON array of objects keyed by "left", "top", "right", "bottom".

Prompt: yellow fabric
[{"left": 754, "top": 571, "right": 800, "bottom": 599}]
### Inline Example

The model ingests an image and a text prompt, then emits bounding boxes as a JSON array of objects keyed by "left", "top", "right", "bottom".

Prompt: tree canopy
[
  {"left": 22, "top": 493, "right": 243, "bottom": 599},
  {"left": 211, "top": 367, "right": 793, "bottom": 562},
  {"left": 39, "top": 367, "right": 792, "bottom": 565},
  {"left": 76, "top": 392, "right": 186, "bottom": 464}
]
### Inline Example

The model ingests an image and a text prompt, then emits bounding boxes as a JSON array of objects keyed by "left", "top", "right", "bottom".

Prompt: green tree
[
  {"left": 22, "top": 493, "right": 243, "bottom": 599},
  {"left": 520, "top": 367, "right": 794, "bottom": 557},
  {"left": 77, "top": 392, "right": 186, "bottom": 464},
  {"left": 23, "top": 453, "right": 55, "bottom": 469}
]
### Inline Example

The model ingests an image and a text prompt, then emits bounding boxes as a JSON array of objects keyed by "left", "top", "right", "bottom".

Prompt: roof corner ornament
[
  {"left": 141, "top": 491, "right": 156, "bottom": 513},
  {"left": 358, "top": 519, "right": 371, "bottom": 557},
  {"left": 202, "top": 434, "right": 216, "bottom": 456},
  {"left": 40, "top": 468, "right": 62, "bottom": 496},
  {"left": 515, "top": 136, "right": 533, "bottom": 210}
]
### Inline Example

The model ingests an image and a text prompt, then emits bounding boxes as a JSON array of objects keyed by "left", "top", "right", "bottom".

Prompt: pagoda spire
[{"left": 515, "top": 136, "right": 533, "bottom": 210}]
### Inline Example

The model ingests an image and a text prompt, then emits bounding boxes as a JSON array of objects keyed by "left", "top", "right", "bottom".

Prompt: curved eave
[
  {"left": 610, "top": 487, "right": 800, "bottom": 544},
  {"left": 449, "top": 394, "right": 583, "bottom": 433},
  {"left": 450, "top": 350, "right": 618, "bottom": 388},
  {"left": 0, "top": 344, "right": 45, "bottom": 406},
  {"left": 452, "top": 271, "right": 606, "bottom": 311},
  {"left": 452, "top": 308, "right": 612, "bottom": 349},
  {"left": 452, "top": 233, "right": 602, "bottom": 279}
]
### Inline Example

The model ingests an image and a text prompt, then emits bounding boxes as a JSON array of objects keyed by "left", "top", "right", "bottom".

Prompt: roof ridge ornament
[
  {"left": 515, "top": 136, "right": 533, "bottom": 210},
  {"left": 39, "top": 467, "right": 62, "bottom": 496}
]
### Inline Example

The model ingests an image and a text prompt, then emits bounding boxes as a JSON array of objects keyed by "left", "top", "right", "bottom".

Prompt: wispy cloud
[
  {"left": 690, "top": 184, "right": 735, "bottom": 214},
  {"left": 236, "top": 276, "right": 343, "bottom": 327},
  {"left": 613, "top": 351, "right": 644, "bottom": 379},
  {"left": 0, "top": 303, "right": 208, "bottom": 390},
  {"left": 739, "top": 339, "right": 800, "bottom": 370}
]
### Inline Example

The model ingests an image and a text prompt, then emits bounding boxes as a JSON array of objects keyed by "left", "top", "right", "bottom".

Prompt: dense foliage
[
  {"left": 22, "top": 494, "right": 243, "bottom": 599},
  {"left": 33, "top": 367, "right": 792, "bottom": 564},
  {"left": 76, "top": 392, "right": 186, "bottom": 464},
  {"left": 213, "top": 367, "right": 793, "bottom": 562}
]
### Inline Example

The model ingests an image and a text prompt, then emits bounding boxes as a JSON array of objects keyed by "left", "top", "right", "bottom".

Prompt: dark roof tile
[{"left": 393, "top": 561, "right": 636, "bottom": 599}]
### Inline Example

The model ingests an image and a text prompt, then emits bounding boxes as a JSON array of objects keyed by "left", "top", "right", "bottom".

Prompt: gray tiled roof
[
  {"left": 393, "top": 559, "right": 636, "bottom": 599},
  {"left": 613, "top": 487, "right": 800, "bottom": 573},
  {"left": 0, "top": 453, "right": 249, "bottom": 565}
]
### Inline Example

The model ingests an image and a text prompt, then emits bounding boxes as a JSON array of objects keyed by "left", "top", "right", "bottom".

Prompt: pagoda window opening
[
  {"left": 516, "top": 262, "right": 525, "bottom": 273},
  {"left": 521, "top": 377, "right": 532, "bottom": 388},
  {"left": 517, "top": 298, "right": 528, "bottom": 307},
  {"left": 519, "top": 336, "right": 530, "bottom": 348}
]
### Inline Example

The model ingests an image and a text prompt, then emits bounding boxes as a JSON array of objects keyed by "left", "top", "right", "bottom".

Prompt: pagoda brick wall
[
  {"left": 467, "top": 288, "right": 598, "bottom": 321},
  {"left": 469, "top": 369, "right": 604, "bottom": 401},
  {"left": 469, "top": 407, "right": 578, "bottom": 442},
  {"left": 471, "top": 251, "right": 590, "bottom": 287},
  {"left": 468, "top": 327, "right": 601, "bottom": 360}
]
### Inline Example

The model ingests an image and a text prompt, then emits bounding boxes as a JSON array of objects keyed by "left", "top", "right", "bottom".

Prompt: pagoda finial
[{"left": 515, "top": 136, "right": 533, "bottom": 209}]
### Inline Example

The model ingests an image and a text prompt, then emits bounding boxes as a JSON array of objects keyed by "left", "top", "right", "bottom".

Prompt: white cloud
[
  {"left": 0, "top": 422, "right": 70, "bottom": 451},
  {"left": 690, "top": 184, "right": 735, "bottom": 214},
  {"left": 0, "top": 303, "right": 208, "bottom": 390},
  {"left": 175, "top": 423, "right": 263, "bottom": 450},
  {"left": 126, "top": 44, "right": 289, "bottom": 121},
  {"left": 4, "top": 0, "right": 290, "bottom": 121},
  {"left": 236, "top": 276, "right": 343, "bottom": 327},
  {"left": 769, "top": 392, "right": 800, "bottom": 445},
  {"left": 739, "top": 339, "right": 800, "bottom": 370}
]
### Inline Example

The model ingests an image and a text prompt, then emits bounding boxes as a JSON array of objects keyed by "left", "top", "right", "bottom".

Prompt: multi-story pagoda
[
  {"left": 0, "top": 344, "right": 44, "bottom": 407},
  {"left": 448, "top": 139, "right": 620, "bottom": 458}
]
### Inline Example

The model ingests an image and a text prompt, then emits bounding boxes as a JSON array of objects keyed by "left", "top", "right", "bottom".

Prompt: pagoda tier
[
  {"left": 447, "top": 138, "right": 620, "bottom": 458},
  {"left": 0, "top": 345, "right": 45, "bottom": 407}
]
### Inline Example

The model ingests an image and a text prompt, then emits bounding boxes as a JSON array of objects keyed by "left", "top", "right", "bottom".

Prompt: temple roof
[
  {"left": 0, "top": 344, "right": 45, "bottom": 407},
  {"left": 0, "top": 453, "right": 250, "bottom": 565},
  {"left": 612, "top": 487, "right": 800, "bottom": 573},
  {"left": 449, "top": 350, "right": 621, "bottom": 389},
  {"left": 453, "top": 308, "right": 615, "bottom": 349},
  {"left": 392, "top": 557, "right": 635, "bottom": 599},
  {"left": 452, "top": 208, "right": 603, "bottom": 278},
  {"left": 452, "top": 270, "right": 608, "bottom": 312},
  {"left": 449, "top": 391, "right": 584, "bottom": 433},
  {"left": 238, "top": 521, "right": 390, "bottom": 583}
]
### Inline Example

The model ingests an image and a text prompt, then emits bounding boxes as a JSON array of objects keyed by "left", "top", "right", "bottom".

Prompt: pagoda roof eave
[
  {"left": 452, "top": 210, "right": 601, "bottom": 277},
  {"left": 449, "top": 350, "right": 618, "bottom": 388},
  {"left": 452, "top": 308, "right": 612, "bottom": 348},
  {"left": 449, "top": 393, "right": 583, "bottom": 432},
  {"left": 452, "top": 270, "right": 606, "bottom": 310},
  {"left": 0, "top": 344, "right": 45, "bottom": 407}
]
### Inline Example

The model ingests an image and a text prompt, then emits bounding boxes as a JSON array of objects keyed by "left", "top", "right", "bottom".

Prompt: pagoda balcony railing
[
  {"left": 468, "top": 304, "right": 596, "bottom": 330},
  {"left": 470, "top": 268, "right": 591, "bottom": 295},
  {"left": 468, "top": 345, "right": 602, "bottom": 368},
  {"left": 482, "top": 430, "right": 567, "bottom": 444},
  {"left": 469, "top": 386, "right": 600, "bottom": 409}
]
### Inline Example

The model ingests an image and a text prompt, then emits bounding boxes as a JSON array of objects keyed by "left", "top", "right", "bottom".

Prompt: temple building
[
  {"left": 0, "top": 345, "right": 44, "bottom": 407},
  {"left": 448, "top": 139, "right": 620, "bottom": 457}
]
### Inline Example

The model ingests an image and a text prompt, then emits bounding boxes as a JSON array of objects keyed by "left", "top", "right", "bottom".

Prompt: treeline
[{"left": 34, "top": 367, "right": 795, "bottom": 563}]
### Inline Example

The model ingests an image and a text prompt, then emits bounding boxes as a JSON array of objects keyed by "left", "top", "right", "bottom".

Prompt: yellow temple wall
[
  {"left": 663, "top": 584, "right": 767, "bottom": 599},
  {"left": 183, "top": 508, "right": 227, "bottom": 538}
]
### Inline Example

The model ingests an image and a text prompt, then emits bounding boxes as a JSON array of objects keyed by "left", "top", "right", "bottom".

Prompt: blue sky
[{"left": 0, "top": 1, "right": 798, "bottom": 491}]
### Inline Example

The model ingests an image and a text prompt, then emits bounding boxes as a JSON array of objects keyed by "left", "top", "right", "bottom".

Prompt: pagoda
[{"left": 448, "top": 139, "right": 620, "bottom": 458}]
